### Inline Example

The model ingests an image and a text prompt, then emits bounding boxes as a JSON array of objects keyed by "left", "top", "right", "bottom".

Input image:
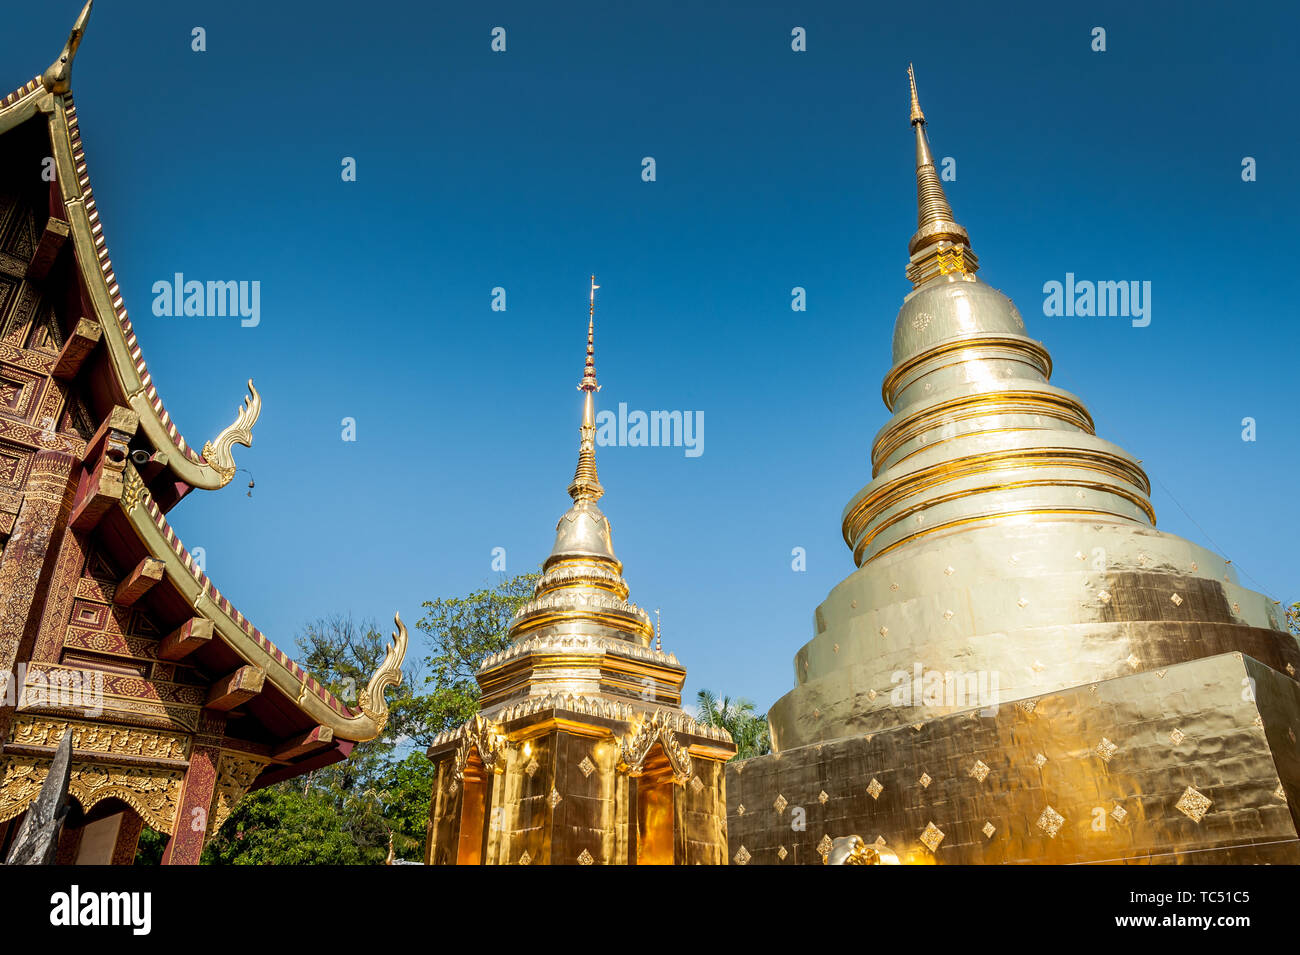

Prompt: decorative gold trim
[
  {"left": 453, "top": 714, "right": 506, "bottom": 780},
  {"left": 617, "top": 710, "right": 693, "bottom": 782},
  {"left": 844, "top": 447, "right": 1154, "bottom": 550},
  {"left": 881, "top": 336, "right": 1053, "bottom": 411},
  {"left": 7, "top": 716, "right": 189, "bottom": 762},
  {"left": 871, "top": 389, "right": 1095, "bottom": 471}
]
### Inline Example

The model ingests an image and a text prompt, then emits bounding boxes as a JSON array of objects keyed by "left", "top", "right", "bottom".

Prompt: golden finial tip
[
  {"left": 42, "top": 0, "right": 93, "bottom": 94},
  {"left": 908, "top": 62, "right": 925, "bottom": 126}
]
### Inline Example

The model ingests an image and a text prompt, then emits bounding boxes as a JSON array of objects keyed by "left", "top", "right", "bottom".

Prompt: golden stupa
[
  {"left": 725, "top": 68, "right": 1300, "bottom": 865},
  {"left": 425, "top": 280, "right": 735, "bottom": 865}
]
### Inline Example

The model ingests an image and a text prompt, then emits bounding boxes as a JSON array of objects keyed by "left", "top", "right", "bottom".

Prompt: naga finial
[
  {"left": 357, "top": 613, "right": 409, "bottom": 735},
  {"left": 202, "top": 380, "right": 261, "bottom": 487},
  {"left": 42, "top": 1, "right": 94, "bottom": 95}
]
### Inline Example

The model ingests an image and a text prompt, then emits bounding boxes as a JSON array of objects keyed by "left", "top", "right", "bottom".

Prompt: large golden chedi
[
  {"left": 425, "top": 282, "right": 735, "bottom": 865},
  {"left": 726, "top": 69, "right": 1300, "bottom": 865}
]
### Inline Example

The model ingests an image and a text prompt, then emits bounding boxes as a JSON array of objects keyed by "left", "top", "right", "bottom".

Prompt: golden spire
[
  {"left": 42, "top": 1, "right": 93, "bottom": 95},
  {"left": 567, "top": 276, "right": 604, "bottom": 505},
  {"left": 907, "top": 62, "right": 925, "bottom": 125},
  {"left": 904, "top": 64, "right": 979, "bottom": 289}
]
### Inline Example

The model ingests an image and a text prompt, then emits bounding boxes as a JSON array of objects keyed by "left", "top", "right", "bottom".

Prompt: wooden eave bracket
[
  {"left": 273, "top": 725, "right": 335, "bottom": 761},
  {"left": 52, "top": 317, "right": 101, "bottom": 380},
  {"left": 157, "top": 617, "right": 213, "bottom": 662},
  {"left": 113, "top": 557, "right": 164, "bottom": 607},
  {"left": 206, "top": 665, "right": 266, "bottom": 711},
  {"left": 25, "top": 216, "right": 69, "bottom": 281}
]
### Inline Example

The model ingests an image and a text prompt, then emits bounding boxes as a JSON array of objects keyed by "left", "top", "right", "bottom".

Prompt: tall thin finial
[
  {"left": 654, "top": 609, "right": 662, "bottom": 651},
  {"left": 579, "top": 275, "right": 600, "bottom": 393},
  {"left": 904, "top": 64, "right": 978, "bottom": 289},
  {"left": 42, "top": 1, "right": 93, "bottom": 95},
  {"left": 907, "top": 62, "right": 925, "bottom": 126},
  {"left": 567, "top": 276, "right": 604, "bottom": 505}
]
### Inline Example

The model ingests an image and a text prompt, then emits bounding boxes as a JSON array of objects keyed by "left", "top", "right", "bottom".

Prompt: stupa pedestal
[
  {"left": 427, "top": 702, "right": 732, "bottom": 865},
  {"left": 727, "top": 652, "right": 1300, "bottom": 865}
]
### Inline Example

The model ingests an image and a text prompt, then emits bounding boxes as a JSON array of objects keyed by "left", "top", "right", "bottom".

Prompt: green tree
[
  {"left": 202, "top": 615, "right": 413, "bottom": 864},
  {"left": 377, "top": 751, "right": 437, "bottom": 859},
  {"left": 400, "top": 573, "right": 538, "bottom": 748},
  {"left": 696, "top": 689, "right": 772, "bottom": 760},
  {"left": 202, "top": 784, "right": 388, "bottom": 865},
  {"left": 197, "top": 576, "right": 536, "bottom": 864},
  {"left": 1288, "top": 601, "right": 1299, "bottom": 637}
]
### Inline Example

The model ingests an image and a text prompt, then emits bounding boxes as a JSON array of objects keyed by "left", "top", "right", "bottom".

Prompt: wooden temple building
[
  {"left": 0, "top": 2, "right": 406, "bottom": 864},
  {"left": 424, "top": 280, "right": 736, "bottom": 865}
]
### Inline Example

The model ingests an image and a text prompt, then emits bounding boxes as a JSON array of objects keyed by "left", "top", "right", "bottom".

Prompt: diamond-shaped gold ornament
[
  {"left": 524, "top": 758, "right": 539, "bottom": 778},
  {"left": 969, "top": 760, "right": 990, "bottom": 782},
  {"left": 1037, "top": 805, "right": 1065, "bottom": 838},
  {"left": 818, "top": 790, "right": 829, "bottom": 805},
  {"left": 519, "top": 851, "right": 532, "bottom": 865},
  {"left": 1175, "top": 786, "right": 1212, "bottom": 823},
  {"left": 777, "top": 845, "right": 788, "bottom": 860},
  {"left": 1169, "top": 728, "right": 1185, "bottom": 745},
  {"left": 578, "top": 756, "right": 596, "bottom": 777},
  {"left": 982, "top": 821, "right": 996, "bottom": 838},
  {"left": 577, "top": 848, "right": 594, "bottom": 865},
  {"left": 1034, "top": 752, "right": 1048, "bottom": 768},
  {"left": 774, "top": 794, "right": 788, "bottom": 813},
  {"left": 920, "top": 822, "right": 945, "bottom": 852},
  {"left": 690, "top": 775, "right": 704, "bottom": 793},
  {"left": 1110, "top": 804, "right": 1128, "bottom": 824},
  {"left": 549, "top": 788, "right": 562, "bottom": 808},
  {"left": 816, "top": 834, "right": 833, "bottom": 857},
  {"left": 867, "top": 778, "right": 883, "bottom": 800},
  {"left": 919, "top": 772, "right": 932, "bottom": 788},
  {"left": 1095, "top": 737, "right": 1118, "bottom": 763},
  {"left": 736, "top": 803, "right": 745, "bottom": 816},
  {"left": 733, "top": 845, "right": 750, "bottom": 865}
]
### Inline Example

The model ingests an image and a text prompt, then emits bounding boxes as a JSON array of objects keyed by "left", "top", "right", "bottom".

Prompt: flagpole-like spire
[
  {"left": 567, "top": 276, "right": 604, "bottom": 504},
  {"left": 904, "top": 64, "right": 979, "bottom": 289}
]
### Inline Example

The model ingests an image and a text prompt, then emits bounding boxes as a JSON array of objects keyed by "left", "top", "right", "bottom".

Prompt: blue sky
[{"left": 4, "top": 1, "right": 1296, "bottom": 713}]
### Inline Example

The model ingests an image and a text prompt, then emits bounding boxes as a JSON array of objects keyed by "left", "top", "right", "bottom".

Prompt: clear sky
[{"left": 4, "top": 0, "right": 1296, "bottom": 714}]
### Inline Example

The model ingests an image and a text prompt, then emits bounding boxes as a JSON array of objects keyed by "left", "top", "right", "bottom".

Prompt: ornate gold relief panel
[
  {"left": 8, "top": 715, "right": 190, "bottom": 761},
  {"left": 0, "top": 718, "right": 193, "bottom": 835},
  {"left": 0, "top": 756, "right": 184, "bottom": 834},
  {"left": 208, "top": 752, "right": 266, "bottom": 837}
]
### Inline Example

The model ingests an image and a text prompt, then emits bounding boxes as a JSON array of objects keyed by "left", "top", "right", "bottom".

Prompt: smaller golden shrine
[{"left": 425, "top": 279, "right": 735, "bottom": 865}]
